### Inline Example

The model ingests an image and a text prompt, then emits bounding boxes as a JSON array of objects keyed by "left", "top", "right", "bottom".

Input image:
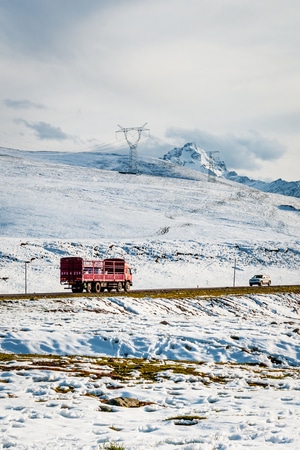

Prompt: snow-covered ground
[
  {"left": 1, "top": 294, "right": 300, "bottom": 449},
  {"left": 1, "top": 147, "right": 300, "bottom": 449}
]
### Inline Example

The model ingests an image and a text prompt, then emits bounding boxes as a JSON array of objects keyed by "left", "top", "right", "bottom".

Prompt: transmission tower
[
  {"left": 116, "top": 123, "right": 149, "bottom": 174},
  {"left": 207, "top": 151, "right": 219, "bottom": 182}
]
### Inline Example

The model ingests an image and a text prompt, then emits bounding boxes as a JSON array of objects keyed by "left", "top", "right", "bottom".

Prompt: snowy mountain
[
  {"left": 162, "top": 142, "right": 227, "bottom": 178},
  {"left": 162, "top": 142, "right": 300, "bottom": 199},
  {"left": 226, "top": 171, "right": 300, "bottom": 199}
]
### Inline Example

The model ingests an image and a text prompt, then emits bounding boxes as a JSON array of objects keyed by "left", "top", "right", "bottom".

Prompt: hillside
[{"left": 1, "top": 147, "right": 300, "bottom": 294}]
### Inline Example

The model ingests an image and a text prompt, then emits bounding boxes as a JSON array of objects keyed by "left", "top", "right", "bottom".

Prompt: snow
[
  {"left": 1, "top": 147, "right": 300, "bottom": 449},
  {"left": 1, "top": 294, "right": 300, "bottom": 449}
]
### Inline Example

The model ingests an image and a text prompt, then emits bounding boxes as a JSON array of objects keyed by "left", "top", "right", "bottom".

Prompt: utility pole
[
  {"left": 24, "top": 258, "right": 36, "bottom": 294},
  {"left": 116, "top": 123, "right": 150, "bottom": 174},
  {"left": 232, "top": 258, "right": 237, "bottom": 287},
  {"left": 25, "top": 262, "right": 28, "bottom": 294}
]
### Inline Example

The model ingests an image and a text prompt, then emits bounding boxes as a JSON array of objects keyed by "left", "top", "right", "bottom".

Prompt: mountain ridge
[
  {"left": 1, "top": 144, "right": 298, "bottom": 199},
  {"left": 162, "top": 142, "right": 300, "bottom": 199}
]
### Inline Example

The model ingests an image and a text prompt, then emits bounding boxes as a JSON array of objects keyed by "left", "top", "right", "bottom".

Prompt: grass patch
[
  {"left": 165, "top": 414, "right": 207, "bottom": 421},
  {"left": 0, "top": 353, "right": 299, "bottom": 387},
  {"left": 164, "top": 414, "right": 207, "bottom": 425},
  {"left": 99, "top": 443, "right": 125, "bottom": 450},
  {"left": 84, "top": 357, "right": 202, "bottom": 382},
  {"left": 2, "top": 284, "right": 300, "bottom": 303},
  {"left": 0, "top": 354, "right": 15, "bottom": 362},
  {"left": 116, "top": 285, "right": 300, "bottom": 300}
]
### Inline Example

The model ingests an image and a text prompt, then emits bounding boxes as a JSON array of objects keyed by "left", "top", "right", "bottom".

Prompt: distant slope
[
  {"left": 0, "top": 147, "right": 207, "bottom": 181},
  {"left": 226, "top": 171, "right": 300, "bottom": 199},
  {"left": 2, "top": 145, "right": 299, "bottom": 199},
  {"left": 162, "top": 142, "right": 300, "bottom": 199}
]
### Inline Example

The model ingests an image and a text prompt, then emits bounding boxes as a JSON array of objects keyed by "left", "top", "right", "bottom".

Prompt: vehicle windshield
[{"left": 254, "top": 275, "right": 262, "bottom": 278}]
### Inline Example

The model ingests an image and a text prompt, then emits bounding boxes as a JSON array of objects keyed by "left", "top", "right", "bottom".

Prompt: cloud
[
  {"left": 17, "top": 120, "right": 69, "bottom": 141},
  {"left": 252, "top": 110, "right": 300, "bottom": 135},
  {"left": 4, "top": 99, "right": 45, "bottom": 110},
  {"left": 0, "top": 0, "right": 298, "bottom": 180},
  {"left": 0, "top": 0, "right": 105, "bottom": 56},
  {"left": 165, "top": 127, "right": 286, "bottom": 172}
]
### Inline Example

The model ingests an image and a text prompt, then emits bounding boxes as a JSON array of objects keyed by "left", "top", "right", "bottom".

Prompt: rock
[{"left": 107, "top": 396, "right": 146, "bottom": 408}]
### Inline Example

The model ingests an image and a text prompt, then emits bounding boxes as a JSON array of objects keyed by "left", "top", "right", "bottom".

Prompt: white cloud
[
  {"left": 16, "top": 120, "right": 70, "bottom": 141},
  {"left": 4, "top": 99, "right": 45, "bottom": 110},
  {"left": 164, "top": 127, "right": 286, "bottom": 171}
]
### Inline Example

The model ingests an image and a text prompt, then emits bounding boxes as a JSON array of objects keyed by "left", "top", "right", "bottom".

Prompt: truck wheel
[
  {"left": 95, "top": 282, "right": 101, "bottom": 293},
  {"left": 86, "top": 282, "right": 92, "bottom": 293},
  {"left": 124, "top": 281, "right": 131, "bottom": 292},
  {"left": 116, "top": 282, "right": 123, "bottom": 292}
]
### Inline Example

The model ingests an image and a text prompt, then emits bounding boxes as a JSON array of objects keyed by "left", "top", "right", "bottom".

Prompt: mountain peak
[
  {"left": 162, "top": 142, "right": 227, "bottom": 177},
  {"left": 162, "top": 142, "right": 300, "bottom": 199}
]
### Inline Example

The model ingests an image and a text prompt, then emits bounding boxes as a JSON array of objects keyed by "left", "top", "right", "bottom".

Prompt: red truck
[{"left": 60, "top": 257, "right": 133, "bottom": 293}]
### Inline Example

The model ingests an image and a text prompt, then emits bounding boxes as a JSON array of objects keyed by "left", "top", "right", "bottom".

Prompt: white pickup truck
[{"left": 249, "top": 274, "right": 271, "bottom": 286}]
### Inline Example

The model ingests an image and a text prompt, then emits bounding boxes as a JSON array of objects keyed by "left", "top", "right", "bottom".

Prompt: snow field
[
  {"left": 1, "top": 293, "right": 300, "bottom": 449},
  {"left": 1, "top": 362, "right": 300, "bottom": 449}
]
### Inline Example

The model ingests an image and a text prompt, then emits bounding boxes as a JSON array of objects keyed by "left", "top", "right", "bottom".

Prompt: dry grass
[
  {"left": 1, "top": 353, "right": 299, "bottom": 386},
  {"left": 1, "top": 284, "right": 300, "bottom": 302}
]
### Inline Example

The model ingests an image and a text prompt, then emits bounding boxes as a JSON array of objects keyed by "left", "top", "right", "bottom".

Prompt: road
[{"left": 1, "top": 284, "right": 300, "bottom": 301}]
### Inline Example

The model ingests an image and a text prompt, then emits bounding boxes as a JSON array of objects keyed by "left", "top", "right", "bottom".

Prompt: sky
[{"left": 0, "top": 0, "right": 299, "bottom": 181}]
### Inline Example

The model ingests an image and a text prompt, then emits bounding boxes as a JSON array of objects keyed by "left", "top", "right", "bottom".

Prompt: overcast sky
[{"left": 0, "top": 0, "right": 299, "bottom": 181}]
